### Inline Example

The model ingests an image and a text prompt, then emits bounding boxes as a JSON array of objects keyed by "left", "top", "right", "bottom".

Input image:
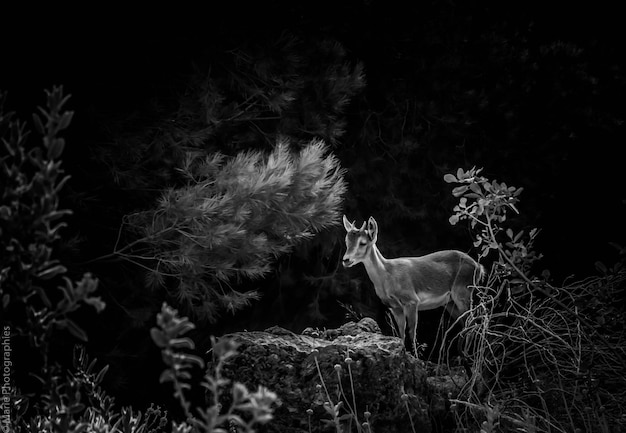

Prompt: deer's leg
[
  {"left": 450, "top": 285, "right": 471, "bottom": 325},
  {"left": 405, "top": 303, "right": 419, "bottom": 356},
  {"left": 390, "top": 307, "right": 406, "bottom": 342},
  {"left": 444, "top": 301, "right": 460, "bottom": 320}
]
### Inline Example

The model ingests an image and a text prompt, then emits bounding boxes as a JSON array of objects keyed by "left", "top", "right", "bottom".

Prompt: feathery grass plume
[{"left": 117, "top": 138, "right": 346, "bottom": 321}]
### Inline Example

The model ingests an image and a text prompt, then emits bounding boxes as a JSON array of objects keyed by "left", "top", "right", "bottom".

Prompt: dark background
[
  {"left": 3, "top": 1, "right": 626, "bottom": 408},
  {"left": 4, "top": 3, "right": 624, "bottom": 273}
]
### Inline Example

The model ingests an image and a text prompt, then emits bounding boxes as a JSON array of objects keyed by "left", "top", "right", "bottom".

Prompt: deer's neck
[{"left": 363, "top": 243, "right": 389, "bottom": 288}]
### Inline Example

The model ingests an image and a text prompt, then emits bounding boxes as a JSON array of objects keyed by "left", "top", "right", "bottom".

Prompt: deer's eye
[{"left": 359, "top": 241, "right": 367, "bottom": 246}]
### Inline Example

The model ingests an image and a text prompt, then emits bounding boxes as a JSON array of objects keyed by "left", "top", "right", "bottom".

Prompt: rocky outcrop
[{"left": 212, "top": 318, "right": 466, "bottom": 432}]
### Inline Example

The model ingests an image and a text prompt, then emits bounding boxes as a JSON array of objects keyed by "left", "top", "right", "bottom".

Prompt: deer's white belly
[{"left": 415, "top": 291, "right": 451, "bottom": 310}]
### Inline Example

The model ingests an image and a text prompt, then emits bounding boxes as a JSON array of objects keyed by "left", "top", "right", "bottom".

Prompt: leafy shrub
[
  {"left": 151, "top": 303, "right": 278, "bottom": 432},
  {"left": 1, "top": 87, "right": 171, "bottom": 433},
  {"left": 0, "top": 87, "right": 104, "bottom": 372},
  {"left": 445, "top": 167, "right": 626, "bottom": 433},
  {"left": 22, "top": 347, "right": 169, "bottom": 433}
]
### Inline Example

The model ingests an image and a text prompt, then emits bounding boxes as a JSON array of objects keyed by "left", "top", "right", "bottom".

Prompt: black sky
[{"left": 3, "top": 3, "right": 626, "bottom": 278}]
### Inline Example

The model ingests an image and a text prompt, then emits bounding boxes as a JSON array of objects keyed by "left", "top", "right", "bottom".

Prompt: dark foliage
[{"left": 3, "top": 2, "right": 626, "bottom": 430}]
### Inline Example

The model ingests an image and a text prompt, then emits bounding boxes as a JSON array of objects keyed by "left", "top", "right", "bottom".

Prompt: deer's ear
[
  {"left": 367, "top": 217, "right": 378, "bottom": 242},
  {"left": 342, "top": 215, "right": 353, "bottom": 232}
]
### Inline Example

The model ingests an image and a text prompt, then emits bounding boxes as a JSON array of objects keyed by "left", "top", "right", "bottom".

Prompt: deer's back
[{"left": 386, "top": 250, "right": 479, "bottom": 293}]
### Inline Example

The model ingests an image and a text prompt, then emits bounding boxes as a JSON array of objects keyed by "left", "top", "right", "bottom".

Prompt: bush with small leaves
[
  {"left": 445, "top": 167, "right": 526, "bottom": 261},
  {"left": 1, "top": 87, "right": 105, "bottom": 348},
  {"left": 1, "top": 87, "right": 170, "bottom": 433},
  {"left": 16, "top": 346, "right": 169, "bottom": 433},
  {"left": 445, "top": 166, "right": 546, "bottom": 292},
  {"left": 1, "top": 88, "right": 108, "bottom": 431},
  {"left": 151, "top": 303, "right": 279, "bottom": 432},
  {"left": 444, "top": 167, "right": 626, "bottom": 433}
]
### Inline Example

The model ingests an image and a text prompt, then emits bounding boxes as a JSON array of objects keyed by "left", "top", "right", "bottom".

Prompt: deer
[{"left": 342, "top": 215, "right": 484, "bottom": 352}]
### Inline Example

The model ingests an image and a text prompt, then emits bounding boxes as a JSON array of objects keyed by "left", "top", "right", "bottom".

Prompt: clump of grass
[
  {"left": 443, "top": 167, "right": 626, "bottom": 432},
  {"left": 307, "top": 348, "right": 417, "bottom": 433}
]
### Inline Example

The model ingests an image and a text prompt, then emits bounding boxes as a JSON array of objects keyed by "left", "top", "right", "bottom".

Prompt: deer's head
[{"left": 342, "top": 215, "right": 378, "bottom": 268}]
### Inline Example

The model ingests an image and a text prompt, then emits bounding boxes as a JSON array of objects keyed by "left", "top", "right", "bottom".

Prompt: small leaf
[
  {"left": 159, "top": 370, "right": 175, "bottom": 384},
  {"left": 169, "top": 337, "right": 196, "bottom": 350},
  {"left": 64, "top": 319, "right": 88, "bottom": 342},
  {"left": 57, "top": 277, "right": 75, "bottom": 304},
  {"left": 32, "top": 113, "right": 45, "bottom": 134},
  {"left": 150, "top": 328, "right": 169, "bottom": 348},
  {"left": 449, "top": 215, "right": 459, "bottom": 225},
  {"left": 46, "top": 209, "right": 72, "bottom": 221},
  {"left": 232, "top": 382, "right": 249, "bottom": 402},
  {"left": 452, "top": 185, "right": 469, "bottom": 197},
  {"left": 48, "top": 222, "right": 68, "bottom": 238},
  {"left": 58, "top": 111, "right": 74, "bottom": 131},
  {"left": 84, "top": 296, "right": 106, "bottom": 313},
  {"left": 36, "top": 264, "right": 67, "bottom": 280},
  {"left": 456, "top": 167, "right": 464, "bottom": 179},
  {"left": 95, "top": 365, "right": 110, "bottom": 384},
  {"left": 47, "top": 137, "right": 65, "bottom": 160},
  {"left": 37, "top": 105, "right": 51, "bottom": 121},
  {"left": 86, "top": 358, "right": 98, "bottom": 374},
  {"left": 58, "top": 93, "right": 71, "bottom": 110},
  {"left": 323, "top": 403, "right": 336, "bottom": 416},
  {"left": 171, "top": 320, "right": 196, "bottom": 336},
  {"left": 506, "top": 229, "right": 514, "bottom": 239},
  {"left": 469, "top": 183, "right": 482, "bottom": 195},
  {"left": 33, "top": 285, "right": 52, "bottom": 308},
  {"left": 3, "top": 137, "right": 16, "bottom": 156},
  {"left": 443, "top": 173, "right": 457, "bottom": 183},
  {"left": 179, "top": 353, "right": 205, "bottom": 368},
  {"left": 53, "top": 175, "right": 71, "bottom": 194}
]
